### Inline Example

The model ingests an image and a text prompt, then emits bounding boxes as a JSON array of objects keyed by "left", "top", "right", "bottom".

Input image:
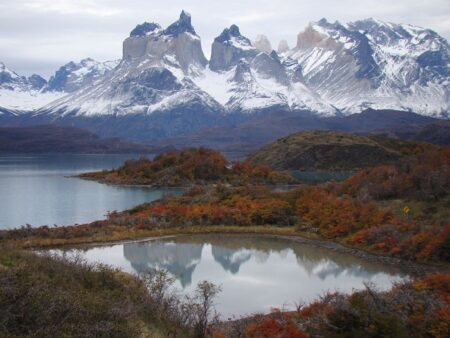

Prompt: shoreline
[{"left": 30, "top": 226, "right": 448, "bottom": 277}]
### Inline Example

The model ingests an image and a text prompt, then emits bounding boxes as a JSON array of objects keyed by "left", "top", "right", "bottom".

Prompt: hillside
[
  {"left": 80, "top": 148, "right": 292, "bottom": 186},
  {"left": 0, "top": 125, "right": 157, "bottom": 154},
  {"left": 249, "top": 130, "right": 428, "bottom": 170},
  {"left": 385, "top": 120, "right": 450, "bottom": 145},
  {"left": 151, "top": 109, "right": 438, "bottom": 154}
]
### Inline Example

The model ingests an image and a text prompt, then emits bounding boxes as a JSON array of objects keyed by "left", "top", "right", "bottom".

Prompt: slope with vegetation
[
  {"left": 80, "top": 147, "right": 293, "bottom": 186},
  {"left": 1, "top": 134, "right": 449, "bottom": 337},
  {"left": 0, "top": 248, "right": 223, "bottom": 338},
  {"left": 0, "top": 125, "right": 159, "bottom": 154},
  {"left": 249, "top": 130, "right": 430, "bottom": 170}
]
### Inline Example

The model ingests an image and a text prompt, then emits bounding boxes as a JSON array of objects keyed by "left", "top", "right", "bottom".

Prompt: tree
[{"left": 192, "top": 280, "right": 222, "bottom": 338}]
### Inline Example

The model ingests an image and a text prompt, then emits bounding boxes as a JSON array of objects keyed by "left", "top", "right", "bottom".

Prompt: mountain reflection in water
[
  {"left": 53, "top": 234, "right": 406, "bottom": 317},
  {"left": 121, "top": 235, "right": 403, "bottom": 288}
]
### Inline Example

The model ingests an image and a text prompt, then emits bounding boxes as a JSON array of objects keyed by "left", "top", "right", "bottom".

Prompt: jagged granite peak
[
  {"left": 123, "top": 11, "right": 207, "bottom": 74},
  {"left": 0, "top": 62, "right": 21, "bottom": 85},
  {"left": 130, "top": 22, "right": 161, "bottom": 37},
  {"left": 296, "top": 23, "right": 333, "bottom": 49},
  {"left": 298, "top": 19, "right": 381, "bottom": 80},
  {"left": 27, "top": 74, "right": 47, "bottom": 90},
  {"left": 251, "top": 51, "right": 289, "bottom": 85},
  {"left": 46, "top": 58, "right": 118, "bottom": 92},
  {"left": 214, "top": 24, "right": 247, "bottom": 43},
  {"left": 232, "top": 58, "right": 252, "bottom": 83},
  {"left": 277, "top": 40, "right": 290, "bottom": 54},
  {"left": 282, "top": 57, "right": 304, "bottom": 83},
  {"left": 163, "top": 10, "right": 196, "bottom": 36},
  {"left": 1, "top": 14, "right": 448, "bottom": 138},
  {"left": 210, "top": 25, "right": 258, "bottom": 71},
  {"left": 252, "top": 34, "right": 272, "bottom": 53},
  {"left": 348, "top": 18, "right": 450, "bottom": 80},
  {"left": 0, "top": 62, "right": 64, "bottom": 111},
  {"left": 287, "top": 18, "right": 449, "bottom": 117}
]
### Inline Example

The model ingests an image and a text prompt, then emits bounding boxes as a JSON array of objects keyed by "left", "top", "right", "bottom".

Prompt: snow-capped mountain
[
  {"left": 45, "top": 58, "right": 119, "bottom": 92},
  {"left": 286, "top": 18, "right": 449, "bottom": 117},
  {"left": 0, "top": 11, "right": 448, "bottom": 141},
  {"left": 0, "top": 58, "right": 118, "bottom": 113},
  {"left": 0, "top": 62, "right": 63, "bottom": 112},
  {"left": 193, "top": 24, "right": 335, "bottom": 115},
  {"left": 39, "top": 11, "right": 222, "bottom": 118}
]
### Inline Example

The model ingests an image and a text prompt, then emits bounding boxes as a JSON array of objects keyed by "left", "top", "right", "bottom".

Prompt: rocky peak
[
  {"left": 251, "top": 52, "right": 288, "bottom": 85},
  {"left": 252, "top": 35, "right": 272, "bottom": 53},
  {"left": 122, "top": 11, "right": 207, "bottom": 74},
  {"left": 215, "top": 24, "right": 244, "bottom": 43},
  {"left": 0, "top": 62, "right": 19, "bottom": 84},
  {"left": 232, "top": 59, "right": 251, "bottom": 83},
  {"left": 130, "top": 22, "right": 161, "bottom": 37},
  {"left": 27, "top": 74, "right": 47, "bottom": 90},
  {"left": 46, "top": 58, "right": 116, "bottom": 92},
  {"left": 163, "top": 10, "right": 196, "bottom": 36},
  {"left": 210, "top": 25, "right": 257, "bottom": 71},
  {"left": 282, "top": 57, "right": 303, "bottom": 82},
  {"left": 277, "top": 40, "right": 290, "bottom": 54},
  {"left": 296, "top": 23, "right": 331, "bottom": 49},
  {"left": 299, "top": 19, "right": 381, "bottom": 81}
]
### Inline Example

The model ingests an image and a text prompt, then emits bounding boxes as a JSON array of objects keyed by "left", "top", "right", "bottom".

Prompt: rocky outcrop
[
  {"left": 277, "top": 40, "right": 290, "bottom": 54},
  {"left": 123, "top": 11, "right": 207, "bottom": 74},
  {"left": 251, "top": 51, "right": 288, "bottom": 85},
  {"left": 209, "top": 25, "right": 258, "bottom": 71},
  {"left": 252, "top": 35, "right": 272, "bottom": 53},
  {"left": 27, "top": 74, "right": 47, "bottom": 90},
  {"left": 45, "top": 58, "right": 118, "bottom": 92}
]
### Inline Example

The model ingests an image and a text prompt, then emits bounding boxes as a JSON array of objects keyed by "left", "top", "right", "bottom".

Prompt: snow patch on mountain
[
  {"left": 0, "top": 62, "right": 65, "bottom": 112},
  {"left": 0, "top": 88, "right": 64, "bottom": 112},
  {"left": 287, "top": 18, "right": 449, "bottom": 117},
  {"left": 1, "top": 13, "right": 448, "bottom": 124}
]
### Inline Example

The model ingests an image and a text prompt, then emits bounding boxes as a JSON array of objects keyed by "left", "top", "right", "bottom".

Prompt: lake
[
  {"left": 52, "top": 234, "right": 408, "bottom": 318},
  {"left": 291, "top": 170, "right": 354, "bottom": 183},
  {"left": 0, "top": 154, "right": 182, "bottom": 229}
]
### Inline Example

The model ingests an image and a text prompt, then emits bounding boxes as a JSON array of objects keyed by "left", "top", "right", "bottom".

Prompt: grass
[
  {"left": 1, "top": 224, "right": 298, "bottom": 249},
  {"left": 0, "top": 248, "right": 172, "bottom": 338}
]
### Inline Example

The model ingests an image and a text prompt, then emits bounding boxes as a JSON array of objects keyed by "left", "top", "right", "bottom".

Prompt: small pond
[{"left": 51, "top": 234, "right": 408, "bottom": 318}]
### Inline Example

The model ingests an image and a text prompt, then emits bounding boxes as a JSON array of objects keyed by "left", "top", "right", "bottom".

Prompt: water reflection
[
  {"left": 121, "top": 235, "right": 403, "bottom": 288},
  {"left": 56, "top": 234, "right": 407, "bottom": 317},
  {"left": 123, "top": 241, "right": 202, "bottom": 287}
]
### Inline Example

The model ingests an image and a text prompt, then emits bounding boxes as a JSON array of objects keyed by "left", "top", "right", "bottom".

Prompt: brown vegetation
[
  {"left": 249, "top": 130, "right": 434, "bottom": 170},
  {"left": 218, "top": 273, "right": 449, "bottom": 338},
  {"left": 80, "top": 148, "right": 293, "bottom": 186},
  {"left": 0, "top": 249, "right": 223, "bottom": 338}
]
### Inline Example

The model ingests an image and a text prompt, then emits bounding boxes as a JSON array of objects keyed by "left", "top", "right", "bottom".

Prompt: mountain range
[{"left": 0, "top": 11, "right": 448, "bottom": 144}]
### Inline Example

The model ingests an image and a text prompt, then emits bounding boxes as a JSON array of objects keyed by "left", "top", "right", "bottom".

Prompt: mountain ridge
[{"left": 0, "top": 11, "right": 448, "bottom": 142}]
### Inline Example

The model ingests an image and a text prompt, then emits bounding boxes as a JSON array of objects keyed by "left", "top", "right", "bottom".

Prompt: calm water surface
[
  {"left": 0, "top": 154, "right": 181, "bottom": 229},
  {"left": 53, "top": 234, "right": 408, "bottom": 318}
]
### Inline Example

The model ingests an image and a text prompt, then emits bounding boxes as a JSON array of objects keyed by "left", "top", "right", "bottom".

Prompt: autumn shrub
[
  {"left": 82, "top": 148, "right": 293, "bottom": 186},
  {"left": 0, "top": 251, "right": 147, "bottom": 337},
  {"left": 297, "top": 275, "right": 450, "bottom": 338},
  {"left": 295, "top": 187, "right": 392, "bottom": 238},
  {"left": 0, "top": 250, "right": 224, "bottom": 338},
  {"left": 245, "top": 309, "right": 307, "bottom": 338},
  {"left": 340, "top": 147, "right": 450, "bottom": 202}
]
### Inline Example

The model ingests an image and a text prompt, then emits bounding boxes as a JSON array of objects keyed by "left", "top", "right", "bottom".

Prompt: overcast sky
[{"left": 1, "top": 0, "right": 449, "bottom": 78}]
